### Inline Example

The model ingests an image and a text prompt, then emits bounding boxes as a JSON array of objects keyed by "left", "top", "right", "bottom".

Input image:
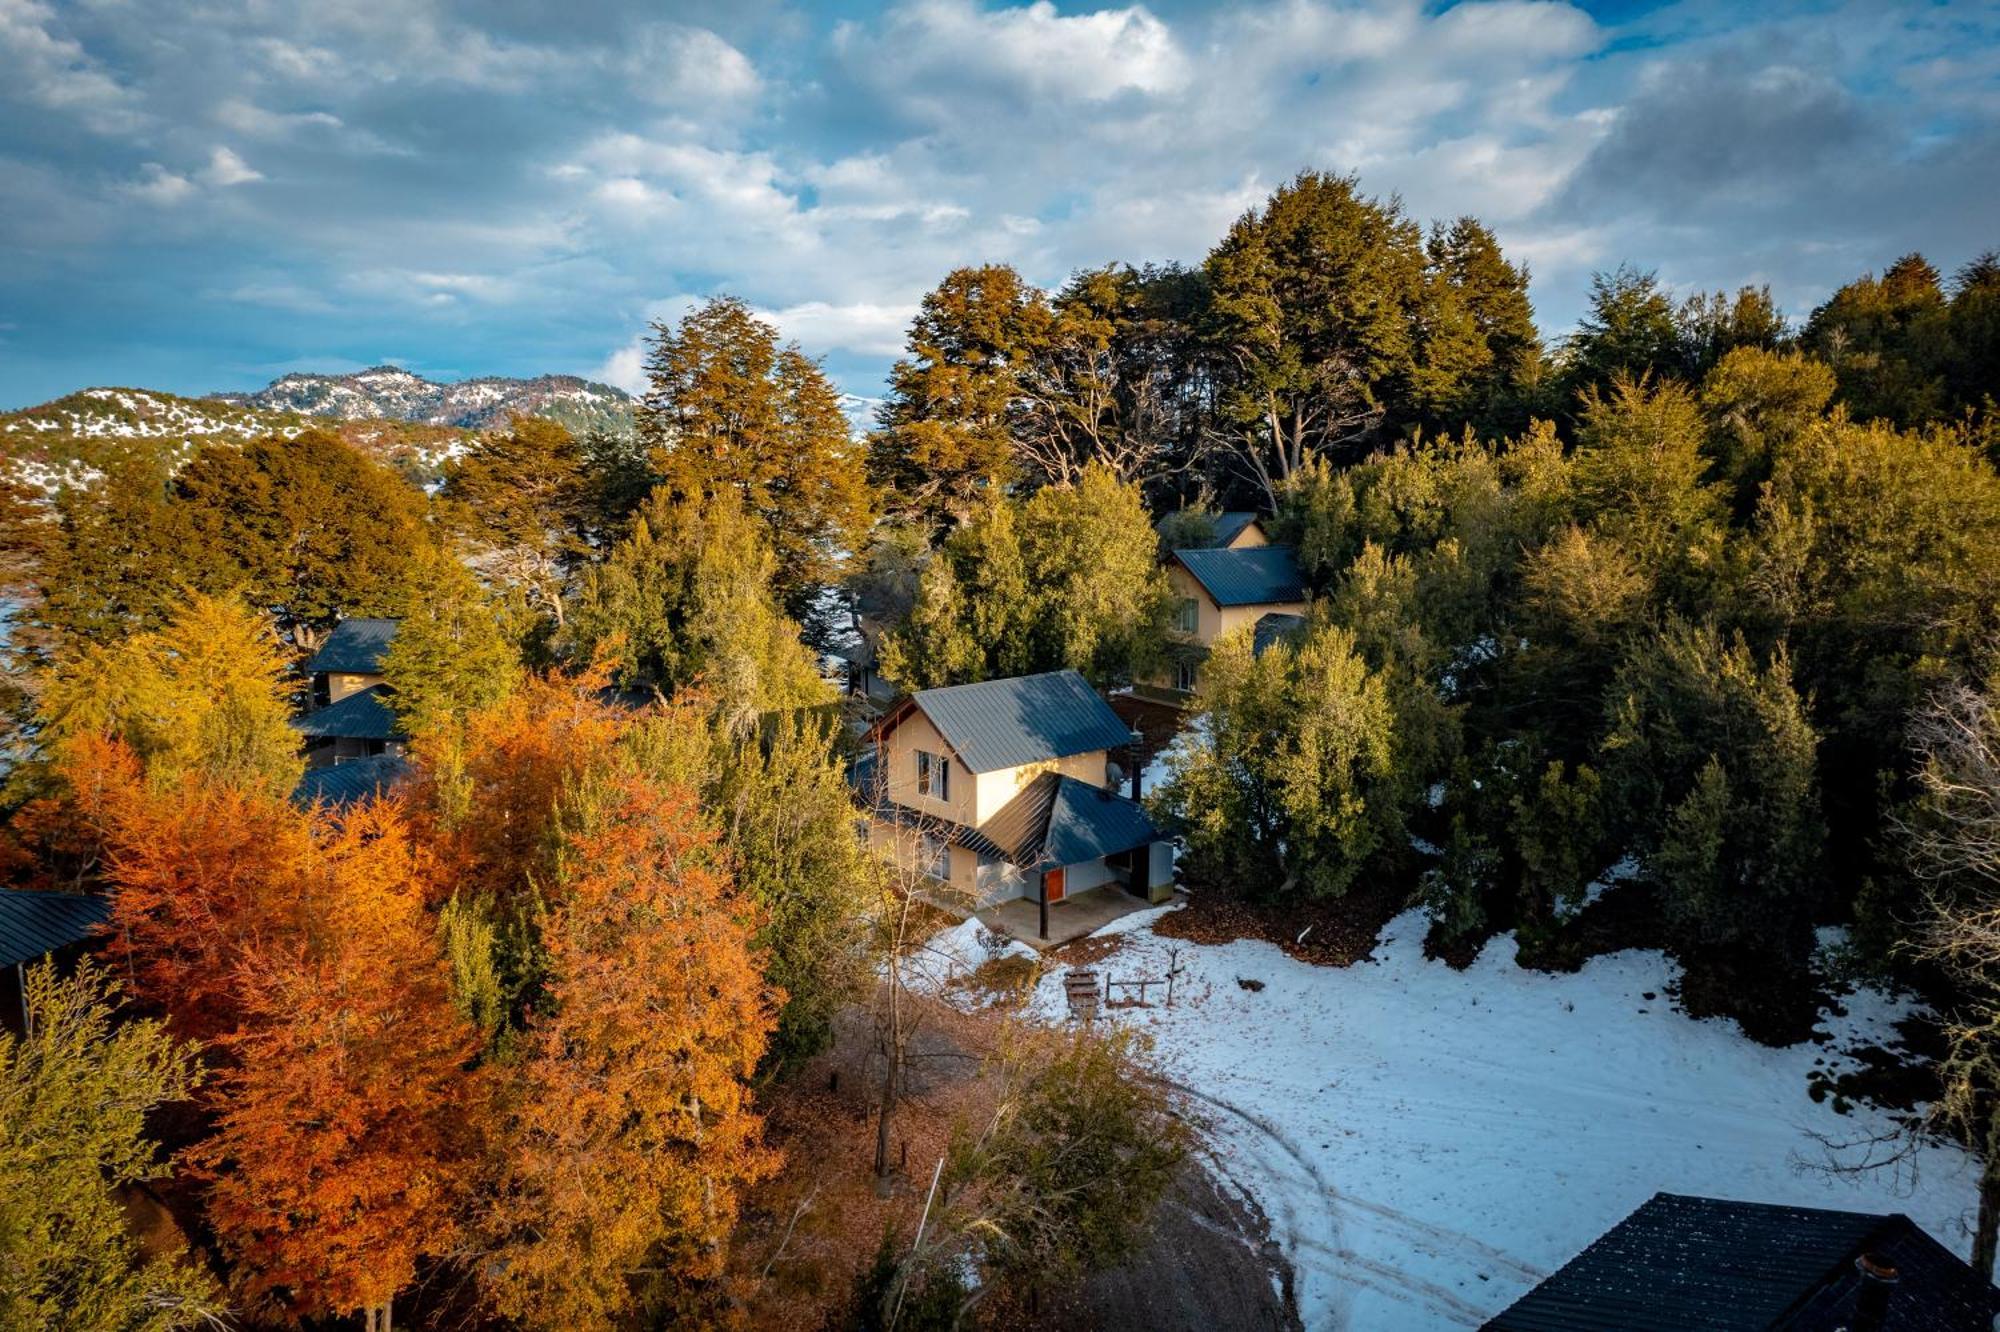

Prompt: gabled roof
[
  {"left": 294, "top": 684, "right": 402, "bottom": 741},
  {"left": 1173, "top": 546, "right": 1306, "bottom": 607},
  {"left": 1484, "top": 1192, "right": 1999, "bottom": 1331},
  {"left": 1253, "top": 612, "right": 1308, "bottom": 658},
  {"left": 1156, "top": 510, "right": 1264, "bottom": 549},
  {"left": 980, "top": 773, "right": 1160, "bottom": 872},
  {"left": 293, "top": 753, "right": 408, "bottom": 808},
  {"left": 879, "top": 669, "right": 1134, "bottom": 774},
  {"left": 0, "top": 890, "right": 109, "bottom": 968},
  {"left": 306, "top": 618, "right": 399, "bottom": 675}
]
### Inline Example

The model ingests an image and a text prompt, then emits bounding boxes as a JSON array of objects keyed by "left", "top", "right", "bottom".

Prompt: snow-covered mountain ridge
[{"left": 214, "top": 366, "right": 635, "bottom": 435}]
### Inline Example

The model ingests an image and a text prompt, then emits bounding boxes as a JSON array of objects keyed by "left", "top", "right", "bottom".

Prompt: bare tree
[{"left": 1902, "top": 677, "right": 2000, "bottom": 1274}]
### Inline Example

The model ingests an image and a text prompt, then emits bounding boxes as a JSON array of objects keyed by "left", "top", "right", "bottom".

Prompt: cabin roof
[
  {"left": 1157, "top": 510, "right": 1263, "bottom": 549},
  {"left": 0, "top": 890, "right": 109, "bottom": 968},
  {"left": 292, "top": 753, "right": 408, "bottom": 809},
  {"left": 1484, "top": 1192, "right": 1998, "bottom": 1331},
  {"left": 1253, "top": 612, "right": 1308, "bottom": 657},
  {"left": 980, "top": 773, "right": 1159, "bottom": 871},
  {"left": 306, "top": 618, "right": 399, "bottom": 675},
  {"left": 875, "top": 669, "right": 1133, "bottom": 774},
  {"left": 1172, "top": 546, "right": 1306, "bottom": 607},
  {"left": 293, "top": 684, "right": 402, "bottom": 741}
]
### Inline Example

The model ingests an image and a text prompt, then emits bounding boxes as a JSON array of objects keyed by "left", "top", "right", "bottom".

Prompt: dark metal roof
[
  {"left": 1253, "top": 612, "right": 1308, "bottom": 658},
  {"left": 0, "top": 890, "right": 109, "bottom": 968},
  {"left": 293, "top": 685, "right": 403, "bottom": 741},
  {"left": 980, "top": 773, "right": 1160, "bottom": 871},
  {"left": 1173, "top": 546, "right": 1306, "bottom": 607},
  {"left": 1156, "top": 510, "right": 1264, "bottom": 549},
  {"left": 1484, "top": 1193, "right": 1999, "bottom": 1332},
  {"left": 292, "top": 753, "right": 408, "bottom": 808},
  {"left": 902, "top": 670, "right": 1135, "bottom": 774},
  {"left": 305, "top": 618, "right": 399, "bottom": 675}
]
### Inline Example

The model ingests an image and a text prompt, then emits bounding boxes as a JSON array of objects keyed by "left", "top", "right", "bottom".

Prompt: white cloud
[
  {"left": 201, "top": 147, "right": 263, "bottom": 187},
  {"left": 124, "top": 163, "right": 195, "bottom": 206},
  {"left": 757, "top": 300, "right": 918, "bottom": 358},
  {"left": 626, "top": 25, "right": 761, "bottom": 110},
  {"left": 0, "top": 0, "right": 145, "bottom": 133},
  {"left": 214, "top": 98, "right": 344, "bottom": 137}
]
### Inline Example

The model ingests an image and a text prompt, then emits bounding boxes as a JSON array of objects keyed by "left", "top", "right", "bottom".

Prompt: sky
[{"left": 2, "top": 0, "right": 1997, "bottom": 411}]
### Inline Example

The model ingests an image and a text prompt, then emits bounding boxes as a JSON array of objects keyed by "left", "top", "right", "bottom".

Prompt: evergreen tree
[
  {"left": 172, "top": 430, "right": 432, "bottom": 653},
  {"left": 381, "top": 547, "right": 522, "bottom": 742},
  {"left": 869, "top": 265, "right": 1048, "bottom": 526},
  {"left": 0, "top": 961, "right": 216, "bottom": 1332},
  {"left": 442, "top": 415, "right": 591, "bottom": 631},
  {"left": 1563, "top": 265, "right": 1682, "bottom": 395},
  {"left": 1202, "top": 171, "right": 1429, "bottom": 503},
  {"left": 641, "top": 298, "right": 874, "bottom": 643},
  {"left": 1018, "top": 465, "right": 1172, "bottom": 683}
]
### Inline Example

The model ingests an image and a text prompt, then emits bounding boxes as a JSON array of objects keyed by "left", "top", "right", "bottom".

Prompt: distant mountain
[
  {"left": 215, "top": 366, "right": 636, "bottom": 436},
  {"left": 1, "top": 386, "right": 471, "bottom": 489}
]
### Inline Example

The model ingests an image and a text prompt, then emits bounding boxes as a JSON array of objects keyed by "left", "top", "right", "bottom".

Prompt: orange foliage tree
[
  {"left": 476, "top": 770, "right": 780, "bottom": 1328},
  {"left": 191, "top": 798, "right": 479, "bottom": 1332}
]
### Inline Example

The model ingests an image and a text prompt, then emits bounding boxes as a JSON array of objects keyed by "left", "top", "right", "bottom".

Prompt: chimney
[{"left": 1852, "top": 1252, "right": 1898, "bottom": 1332}]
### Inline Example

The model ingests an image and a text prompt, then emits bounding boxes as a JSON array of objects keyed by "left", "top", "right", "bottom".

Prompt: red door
[{"left": 1044, "top": 866, "right": 1067, "bottom": 904}]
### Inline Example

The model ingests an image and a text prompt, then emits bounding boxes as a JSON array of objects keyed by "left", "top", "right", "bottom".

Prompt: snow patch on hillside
[{"left": 1030, "top": 909, "right": 1980, "bottom": 1329}]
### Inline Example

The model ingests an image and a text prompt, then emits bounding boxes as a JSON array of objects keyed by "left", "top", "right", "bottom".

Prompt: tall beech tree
[
  {"left": 193, "top": 798, "right": 479, "bottom": 1332},
  {"left": 477, "top": 770, "right": 778, "bottom": 1328},
  {"left": 41, "top": 593, "right": 301, "bottom": 801},
  {"left": 441, "top": 415, "right": 592, "bottom": 631},
  {"left": 381, "top": 547, "right": 522, "bottom": 742},
  {"left": 171, "top": 430, "right": 432, "bottom": 652},
  {"left": 640, "top": 297, "right": 874, "bottom": 642}
]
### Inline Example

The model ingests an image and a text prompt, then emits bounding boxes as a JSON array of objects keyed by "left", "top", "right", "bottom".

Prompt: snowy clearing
[{"left": 1020, "top": 906, "right": 1981, "bottom": 1331}]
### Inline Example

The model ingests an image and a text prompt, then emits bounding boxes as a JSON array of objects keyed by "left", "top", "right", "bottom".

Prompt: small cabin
[
  {"left": 858, "top": 669, "right": 1173, "bottom": 940},
  {"left": 1153, "top": 545, "right": 1308, "bottom": 695},
  {"left": 0, "top": 889, "right": 109, "bottom": 1035},
  {"left": 297, "top": 618, "right": 405, "bottom": 768},
  {"left": 1156, "top": 509, "right": 1270, "bottom": 552}
]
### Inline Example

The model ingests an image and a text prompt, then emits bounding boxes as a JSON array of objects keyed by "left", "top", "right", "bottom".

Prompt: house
[
  {"left": 1155, "top": 545, "right": 1309, "bottom": 694},
  {"left": 0, "top": 889, "right": 110, "bottom": 1035},
  {"left": 297, "top": 617, "right": 404, "bottom": 768},
  {"left": 858, "top": 669, "right": 1174, "bottom": 942},
  {"left": 1483, "top": 1192, "right": 1999, "bottom": 1331},
  {"left": 306, "top": 616, "right": 398, "bottom": 706},
  {"left": 1156, "top": 509, "right": 1270, "bottom": 551}
]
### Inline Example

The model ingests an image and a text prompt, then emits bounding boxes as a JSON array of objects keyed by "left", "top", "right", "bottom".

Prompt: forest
[{"left": 3, "top": 168, "right": 2000, "bottom": 1328}]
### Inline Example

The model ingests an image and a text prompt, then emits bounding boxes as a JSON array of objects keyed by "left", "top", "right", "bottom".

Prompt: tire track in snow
[{"left": 1157, "top": 1074, "right": 1537, "bottom": 1328}]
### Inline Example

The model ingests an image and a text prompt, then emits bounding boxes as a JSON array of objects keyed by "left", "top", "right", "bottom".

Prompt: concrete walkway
[{"left": 979, "top": 885, "right": 1153, "bottom": 950}]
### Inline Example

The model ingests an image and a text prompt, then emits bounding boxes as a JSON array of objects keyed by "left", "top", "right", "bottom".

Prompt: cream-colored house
[
  {"left": 296, "top": 617, "right": 404, "bottom": 769},
  {"left": 1156, "top": 545, "right": 1308, "bottom": 694},
  {"left": 858, "top": 669, "right": 1173, "bottom": 937},
  {"left": 1155, "top": 509, "right": 1270, "bottom": 551}
]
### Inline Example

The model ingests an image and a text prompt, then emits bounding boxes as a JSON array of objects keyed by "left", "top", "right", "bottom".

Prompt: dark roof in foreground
[
  {"left": 1173, "top": 546, "right": 1306, "bottom": 607},
  {"left": 980, "top": 773, "right": 1160, "bottom": 871},
  {"left": 305, "top": 618, "right": 399, "bottom": 675},
  {"left": 1483, "top": 1192, "right": 1998, "bottom": 1332},
  {"left": 891, "top": 669, "right": 1134, "bottom": 773},
  {"left": 293, "top": 754, "right": 408, "bottom": 808},
  {"left": 0, "top": 890, "right": 109, "bottom": 968},
  {"left": 1157, "top": 510, "right": 1263, "bottom": 549},
  {"left": 1253, "top": 612, "right": 1308, "bottom": 657},
  {"left": 293, "top": 684, "right": 402, "bottom": 741}
]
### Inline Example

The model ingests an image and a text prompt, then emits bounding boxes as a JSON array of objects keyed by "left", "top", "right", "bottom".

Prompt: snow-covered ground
[{"left": 1019, "top": 905, "right": 1980, "bottom": 1330}]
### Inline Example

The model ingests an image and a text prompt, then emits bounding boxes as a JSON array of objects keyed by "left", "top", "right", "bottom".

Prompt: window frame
[
  {"left": 1176, "top": 597, "right": 1200, "bottom": 634},
  {"left": 916, "top": 748, "right": 950, "bottom": 801}
]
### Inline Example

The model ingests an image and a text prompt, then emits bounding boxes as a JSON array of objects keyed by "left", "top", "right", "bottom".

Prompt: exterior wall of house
[
  {"left": 326, "top": 671, "right": 385, "bottom": 704},
  {"left": 874, "top": 710, "right": 979, "bottom": 827},
  {"left": 1225, "top": 523, "right": 1269, "bottom": 549},
  {"left": 865, "top": 820, "right": 981, "bottom": 899},
  {"left": 1150, "top": 564, "right": 1308, "bottom": 693},
  {"left": 970, "top": 750, "right": 1115, "bottom": 825}
]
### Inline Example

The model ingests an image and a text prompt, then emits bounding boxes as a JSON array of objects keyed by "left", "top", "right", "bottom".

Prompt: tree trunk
[
  {"left": 1976, "top": 1157, "right": 2000, "bottom": 1280},
  {"left": 873, "top": 1026, "right": 899, "bottom": 1195}
]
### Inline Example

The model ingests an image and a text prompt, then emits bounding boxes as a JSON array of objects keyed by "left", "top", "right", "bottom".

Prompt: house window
[
  {"left": 921, "top": 833, "right": 952, "bottom": 883},
  {"left": 1176, "top": 597, "right": 1200, "bottom": 634},
  {"left": 916, "top": 749, "right": 950, "bottom": 801},
  {"left": 1173, "top": 659, "right": 1198, "bottom": 692}
]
